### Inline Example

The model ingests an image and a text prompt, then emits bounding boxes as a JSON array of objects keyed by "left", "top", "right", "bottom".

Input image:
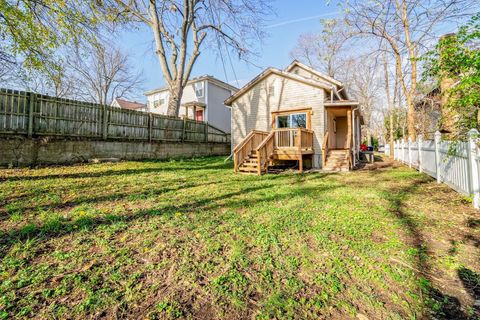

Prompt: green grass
[{"left": 0, "top": 157, "right": 479, "bottom": 319}]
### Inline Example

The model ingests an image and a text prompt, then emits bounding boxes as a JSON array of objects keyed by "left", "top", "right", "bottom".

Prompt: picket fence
[
  {"left": 385, "top": 130, "right": 480, "bottom": 209},
  {"left": 0, "top": 88, "right": 230, "bottom": 143}
]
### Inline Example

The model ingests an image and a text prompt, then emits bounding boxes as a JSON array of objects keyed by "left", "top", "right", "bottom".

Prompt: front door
[
  {"left": 195, "top": 109, "right": 204, "bottom": 122},
  {"left": 335, "top": 116, "right": 348, "bottom": 149}
]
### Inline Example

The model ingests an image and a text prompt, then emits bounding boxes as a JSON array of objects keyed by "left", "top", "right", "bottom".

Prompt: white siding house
[
  {"left": 225, "top": 61, "right": 364, "bottom": 173},
  {"left": 145, "top": 76, "right": 238, "bottom": 133}
]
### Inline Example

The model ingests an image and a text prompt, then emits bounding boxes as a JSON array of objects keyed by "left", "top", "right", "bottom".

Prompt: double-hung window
[{"left": 194, "top": 81, "right": 204, "bottom": 98}]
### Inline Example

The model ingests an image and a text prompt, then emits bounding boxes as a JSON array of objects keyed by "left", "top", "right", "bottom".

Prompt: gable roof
[
  {"left": 224, "top": 67, "right": 335, "bottom": 106},
  {"left": 285, "top": 60, "right": 344, "bottom": 87},
  {"left": 145, "top": 75, "right": 238, "bottom": 96},
  {"left": 113, "top": 98, "right": 147, "bottom": 110}
]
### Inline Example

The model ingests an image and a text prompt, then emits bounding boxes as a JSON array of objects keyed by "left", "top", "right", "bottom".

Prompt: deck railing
[
  {"left": 234, "top": 128, "right": 314, "bottom": 174},
  {"left": 233, "top": 130, "right": 269, "bottom": 172},
  {"left": 256, "top": 131, "right": 275, "bottom": 174},
  {"left": 274, "top": 128, "right": 314, "bottom": 150}
]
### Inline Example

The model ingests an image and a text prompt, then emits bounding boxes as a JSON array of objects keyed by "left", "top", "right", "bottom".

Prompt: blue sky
[{"left": 119, "top": 0, "right": 342, "bottom": 100}]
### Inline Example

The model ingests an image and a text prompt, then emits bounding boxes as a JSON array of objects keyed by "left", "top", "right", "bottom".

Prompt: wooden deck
[{"left": 233, "top": 128, "right": 314, "bottom": 175}]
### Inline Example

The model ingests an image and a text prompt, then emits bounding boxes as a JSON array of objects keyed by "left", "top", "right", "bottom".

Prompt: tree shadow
[
  {"left": 0, "top": 180, "right": 340, "bottom": 257},
  {"left": 377, "top": 174, "right": 477, "bottom": 319},
  {"left": 0, "top": 159, "right": 232, "bottom": 182}
]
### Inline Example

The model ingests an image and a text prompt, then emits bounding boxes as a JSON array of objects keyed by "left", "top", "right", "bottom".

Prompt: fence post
[
  {"left": 181, "top": 117, "right": 187, "bottom": 142},
  {"left": 102, "top": 105, "right": 109, "bottom": 140},
  {"left": 434, "top": 131, "right": 442, "bottom": 183},
  {"left": 468, "top": 129, "right": 480, "bottom": 209},
  {"left": 27, "top": 92, "right": 36, "bottom": 138},
  {"left": 418, "top": 134, "right": 423, "bottom": 173},
  {"left": 401, "top": 139, "right": 405, "bottom": 163},
  {"left": 408, "top": 138, "right": 412, "bottom": 168},
  {"left": 204, "top": 121, "right": 208, "bottom": 143},
  {"left": 148, "top": 113, "right": 153, "bottom": 142}
]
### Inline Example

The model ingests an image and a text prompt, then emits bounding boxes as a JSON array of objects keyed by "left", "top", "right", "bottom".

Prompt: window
[
  {"left": 153, "top": 93, "right": 167, "bottom": 108},
  {"left": 276, "top": 113, "right": 307, "bottom": 128},
  {"left": 194, "top": 81, "right": 204, "bottom": 98}
]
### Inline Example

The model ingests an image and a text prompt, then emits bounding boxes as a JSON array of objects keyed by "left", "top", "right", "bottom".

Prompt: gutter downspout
[{"left": 352, "top": 106, "right": 360, "bottom": 168}]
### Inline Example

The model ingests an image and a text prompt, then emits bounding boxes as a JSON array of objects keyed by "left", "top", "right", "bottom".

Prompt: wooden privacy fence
[
  {"left": 0, "top": 88, "right": 230, "bottom": 143},
  {"left": 385, "top": 130, "right": 480, "bottom": 209}
]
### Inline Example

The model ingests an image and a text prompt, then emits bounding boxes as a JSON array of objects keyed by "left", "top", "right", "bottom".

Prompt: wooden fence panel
[
  {"left": 151, "top": 115, "right": 184, "bottom": 141},
  {"left": 184, "top": 120, "right": 206, "bottom": 142},
  {"left": 0, "top": 88, "right": 230, "bottom": 144},
  {"left": 33, "top": 94, "right": 102, "bottom": 137},
  {"left": 0, "top": 89, "right": 29, "bottom": 134},
  {"left": 108, "top": 107, "right": 149, "bottom": 140}
]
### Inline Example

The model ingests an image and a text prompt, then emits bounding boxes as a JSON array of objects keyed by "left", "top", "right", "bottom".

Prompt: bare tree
[
  {"left": 290, "top": 19, "right": 350, "bottom": 78},
  {"left": 21, "top": 62, "right": 80, "bottom": 98},
  {"left": 69, "top": 44, "right": 143, "bottom": 105},
  {"left": 344, "top": 0, "right": 477, "bottom": 141},
  {"left": 348, "top": 57, "right": 383, "bottom": 145},
  {"left": 383, "top": 50, "right": 394, "bottom": 158},
  {"left": 98, "top": 0, "right": 271, "bottom": 116}
]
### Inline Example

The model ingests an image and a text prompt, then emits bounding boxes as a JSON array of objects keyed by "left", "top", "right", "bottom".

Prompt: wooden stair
[
  {"left": 324, "top": 149, "right": 350, "bottom": 172},
  {"left": 237, "top": 151, "right": 266, "bottom": 174},
  {"left": 234, "top": 129, "right": 314, "bottom": 175}
]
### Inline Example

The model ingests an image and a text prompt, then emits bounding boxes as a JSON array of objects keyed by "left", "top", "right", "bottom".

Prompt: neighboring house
[
  {"left": 225, "top": 60, "right": 363, "bottom": 174},
  {"left": 111, "top": 98, "right": 148, "bottom": 112},
  {"left": 144, "top": 75, "right": 238, "bottom": 133},
  {"left": 414, "top": 86, "right": 442, "bottom": 140}
]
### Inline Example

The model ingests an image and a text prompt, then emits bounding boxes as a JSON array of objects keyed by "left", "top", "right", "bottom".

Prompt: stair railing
[
  {"left": 322, "top": 132, "right": 330, "bottom": 166},
  {"left": 233, "top": 130, "right": 269, "bottom": 172},
  {"left": 255, "top": 131, "right": 275, "bottom": 175}
]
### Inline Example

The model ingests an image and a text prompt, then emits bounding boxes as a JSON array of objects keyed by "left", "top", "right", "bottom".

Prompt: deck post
[
  {"left": 256, "top": 150, "right": 261, "bottom": 175},
  {"left": 27, "top": 92, "right": 35, "bottom": 138}
]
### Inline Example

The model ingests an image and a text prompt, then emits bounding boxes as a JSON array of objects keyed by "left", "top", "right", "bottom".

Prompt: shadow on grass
[
  {"left": 0, "top": 159, "right": 233, "bottom": 182},
  {"left": 372, "top": 170, "right": 477, "bottom": 319},
  {"left": 0, "top": 179, "right": 339, "bottom": 257}
]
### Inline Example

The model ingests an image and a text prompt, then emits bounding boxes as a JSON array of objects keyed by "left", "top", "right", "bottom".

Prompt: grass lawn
[{"left": 1, "top": 157, "right": 479, "bottom": 319}]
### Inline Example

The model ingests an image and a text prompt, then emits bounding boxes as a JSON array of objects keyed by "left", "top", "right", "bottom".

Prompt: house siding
[
  {"left": 206, "top": 82, "right": 232, "bottom": 133},
  {"left": 231, "top": 73, "right": 326, "bottom": 168}
]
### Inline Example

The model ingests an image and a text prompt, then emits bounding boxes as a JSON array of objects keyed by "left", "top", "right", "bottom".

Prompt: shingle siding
[{"left": 231, "top": 73, "right": 326, "bottom": 168}]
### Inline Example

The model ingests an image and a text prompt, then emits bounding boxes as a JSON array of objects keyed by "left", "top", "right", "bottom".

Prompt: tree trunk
[
  {"left": 405, "top": 93, "right": 416, "bottom": 141},
  {"left": 166, "top": 86, "right": 183, "bottom": 117},
  {"left": 400, "top": 0, "right": 417, "bottom": 141},
  {"left": 383, "top": 51, "right": 394, "bottom": 159}
]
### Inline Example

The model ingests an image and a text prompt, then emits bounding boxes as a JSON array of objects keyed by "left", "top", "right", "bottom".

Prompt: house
[
  {"left": 144, "top": 75, "right": 238, "bottom": 133},
  {"left": 225, "top": 60, "right": 363, "bottom": 174},
  {"left": 111, "top": 98, "right": 147, "bottom": 112}
]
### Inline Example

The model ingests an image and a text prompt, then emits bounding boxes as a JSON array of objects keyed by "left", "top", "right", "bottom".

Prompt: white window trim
[
  {"left": 194, "top": 81, "right": 205, "bottom": 98},
  {"left": 276, "top": 112, "right": 307, "bottom": 128}
]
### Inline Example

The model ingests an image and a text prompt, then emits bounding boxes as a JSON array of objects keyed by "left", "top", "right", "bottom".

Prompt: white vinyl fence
[{"left": 385, "top": 129, "right": 480, "bottom": 209}]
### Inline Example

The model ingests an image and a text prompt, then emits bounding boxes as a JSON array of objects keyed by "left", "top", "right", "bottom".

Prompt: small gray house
[
  {"left": 225, "top": 61, "right": 363, "bottom": 174},
  {"left": 145, "top": 75, "right": 238, "bottom": 133}
]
